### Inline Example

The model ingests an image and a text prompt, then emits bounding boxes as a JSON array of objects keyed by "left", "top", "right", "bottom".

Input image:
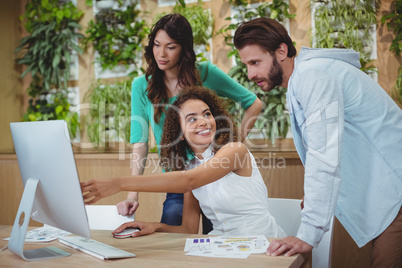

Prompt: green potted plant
[
  {"left": 15, "top": 0, "right": 83, "bottom": 137},
  {"left": 82, "top": 1, "right": 148, "bottom": 76},
  {"left": 84, "top": 79, "right": 131, "bottom": 149},
  {"left": 217, "top": 0, "right": 294, "bottom": 145},
  {"left": 311, "top": 0, "right": 378, "bottom": 75},
  {"left": 391, "top": 67, "right": 402, "bottom": 108}
]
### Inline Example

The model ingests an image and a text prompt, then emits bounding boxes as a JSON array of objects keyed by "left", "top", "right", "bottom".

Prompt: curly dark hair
[{"left": 160, "top": 86, "right": 238, "bottom": 171}]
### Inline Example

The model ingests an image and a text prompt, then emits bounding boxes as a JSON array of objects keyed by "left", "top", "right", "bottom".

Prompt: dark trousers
[
  {"left": 371, "top": 205, "right": 402, "bottom": 268},
  {"left": 161, "top": 193, "right": 213, "bottom": 234}
]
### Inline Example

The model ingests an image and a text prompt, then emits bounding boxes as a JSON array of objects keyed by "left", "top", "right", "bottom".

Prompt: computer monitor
[{"left": 9, "top": 120, "right": 91, "bottom": 261}]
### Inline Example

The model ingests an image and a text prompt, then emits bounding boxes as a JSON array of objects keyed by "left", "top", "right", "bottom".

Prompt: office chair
[
  {"left": 85, "top": 205, "right": 134, "bottom": 230},
  {"left": 267, "top": 198, "right": 334, "bottom": 268}
]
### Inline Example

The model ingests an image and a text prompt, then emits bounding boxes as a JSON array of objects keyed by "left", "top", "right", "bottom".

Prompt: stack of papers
[{"left": 184, "top": 235, "right": 269, "bottom": 259}]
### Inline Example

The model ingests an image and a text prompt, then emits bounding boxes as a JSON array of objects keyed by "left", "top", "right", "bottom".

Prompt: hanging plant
[
  {"left": 82, "top": 2, "right": 148, "bottom": 76},
  {"left": 390, "top": 66, "right": 402, "bottom": 108},
  {"left": 217, "top": 0, "right": 295, "bottom": 144},
  {"left": 84, "top": 79, "right": 132, "bottom": 148},
  {"left": 381, "top": 0, "right": 401, "bottom": 56},
  {"left": 15, "top": 0, "right": 84, "bottom": 137},
  {"left": 24, "top": 90, "right": 79, "bottom": 136},
  {"left": 381, "top": 0, "right": 402, "bottom": 108},
  {"left": 171, "top": 0, "right": 214, "bottom": 46},
  {"left": 311, "top": 0, "right": 379, "bottom": 74}
]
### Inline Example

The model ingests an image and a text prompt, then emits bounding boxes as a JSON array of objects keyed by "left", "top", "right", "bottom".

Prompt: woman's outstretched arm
[{"left": 81, "top": 142, "right": 251, "bottom": 204}]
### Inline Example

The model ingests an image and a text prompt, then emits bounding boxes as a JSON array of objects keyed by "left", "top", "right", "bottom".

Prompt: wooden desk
[{"left": 0, "top": 226, "right": 310, "bottom": 268}]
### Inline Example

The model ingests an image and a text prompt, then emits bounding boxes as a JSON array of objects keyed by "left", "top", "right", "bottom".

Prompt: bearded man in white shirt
[{"left": 234, "top": 17, "right": 402, "bottom": 267}]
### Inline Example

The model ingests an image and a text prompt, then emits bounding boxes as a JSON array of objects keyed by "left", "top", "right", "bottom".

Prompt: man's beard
[{"left": 265, "top": 56, "right": 283, "bottom": 92}]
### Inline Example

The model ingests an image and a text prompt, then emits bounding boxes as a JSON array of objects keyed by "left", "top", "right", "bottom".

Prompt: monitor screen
[{"left": 10, "top": 120, "right": 91, "bottom": 239}]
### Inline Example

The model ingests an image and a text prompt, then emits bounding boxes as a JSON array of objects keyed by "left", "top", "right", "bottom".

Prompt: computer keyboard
[{"left": 58, "top": 235, "right": 136, "bottom": 260}]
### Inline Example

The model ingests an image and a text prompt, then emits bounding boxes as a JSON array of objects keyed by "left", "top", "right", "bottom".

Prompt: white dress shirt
[{"left": 188, "top": 144, "right": 286, "bottom": 238}]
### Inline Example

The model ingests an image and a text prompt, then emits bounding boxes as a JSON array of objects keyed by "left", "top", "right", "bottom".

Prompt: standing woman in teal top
[{"left": 116, "top": 13, "right": 262, "bottom": 231}]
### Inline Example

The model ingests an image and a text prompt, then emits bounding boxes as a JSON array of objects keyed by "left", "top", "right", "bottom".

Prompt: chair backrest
[
  {"left": 267, "top": 198, "right": 334, "bottom": 268},
  {"left": 85, "top": 205, "right": 135, "bottom": 230},
  {"left": 267, "top": 198, "right": 302, "bottom": 236}
]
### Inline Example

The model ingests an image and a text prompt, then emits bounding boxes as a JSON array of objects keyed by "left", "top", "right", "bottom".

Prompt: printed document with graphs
[{"left": 184, "top": 235, "right": 269, "bottom": 258}]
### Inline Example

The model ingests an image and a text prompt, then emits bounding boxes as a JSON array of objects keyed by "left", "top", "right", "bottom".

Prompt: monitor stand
[{"left": 8, "top": 178, "right": 71, "bottom": 261}]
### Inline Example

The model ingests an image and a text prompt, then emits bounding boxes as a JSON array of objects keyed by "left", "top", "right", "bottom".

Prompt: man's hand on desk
[
  {"left": 112, "top": 221, "right": 159, "bottom": 238},
  {"left": 266, "top": 236, "right": 313, "bottom": 257}
]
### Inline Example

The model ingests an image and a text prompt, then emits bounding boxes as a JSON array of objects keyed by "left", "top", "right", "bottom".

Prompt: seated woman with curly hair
[{"left": 81, "top": 86, "right": 285, "bottom": 239}]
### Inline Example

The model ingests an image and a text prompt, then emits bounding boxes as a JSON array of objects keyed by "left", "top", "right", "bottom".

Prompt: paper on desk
[
  {"left": 184, "top": 235, "right": 269, "bottom": 259},
  {"left": 186, "top": 250, "right": 251, "bottom": 259},
  {"left": 184, "top": 237, "right": 211, "bottom": 252},
  {"left": 210, "top": 235, "right": 270, "bottom": 254},
  {"left": 184, "top": 237, "right": 250, "bottom": 259},
  {"left": 3, "top": 225, "right": 70, "bottom": 242}
]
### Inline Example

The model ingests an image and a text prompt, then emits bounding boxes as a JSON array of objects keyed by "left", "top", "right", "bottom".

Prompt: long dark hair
[
  {"left": 144, "top": 13, "right": 203, "bottom": 123},
  {"left": 160, "top": 86, "right": 238, "bottom": 171},
  {"left": 234, "top": 17, "right": 296, "bottom": 57}
]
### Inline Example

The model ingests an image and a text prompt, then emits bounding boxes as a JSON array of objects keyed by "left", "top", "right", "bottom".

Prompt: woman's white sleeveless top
[{"left": 188, "top": 144, "right": 286, "bottom": 238}]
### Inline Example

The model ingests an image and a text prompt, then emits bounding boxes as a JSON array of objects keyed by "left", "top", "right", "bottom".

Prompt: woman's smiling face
[{"left": 179, "top": 99, "right": 216, "bottom": 155}]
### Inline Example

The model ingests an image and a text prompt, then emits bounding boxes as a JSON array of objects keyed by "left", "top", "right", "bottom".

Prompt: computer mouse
[{"left": 113, "top": 228, "right": 140, "bottom": 239}]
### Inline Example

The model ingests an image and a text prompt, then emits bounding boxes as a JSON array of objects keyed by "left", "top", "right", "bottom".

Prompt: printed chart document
[
  {"left": 184, "top": 235, "right": 269, "bottom": 259},
  {"left": 3, "top": 225, "right": 70, "bottom": 242}
]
